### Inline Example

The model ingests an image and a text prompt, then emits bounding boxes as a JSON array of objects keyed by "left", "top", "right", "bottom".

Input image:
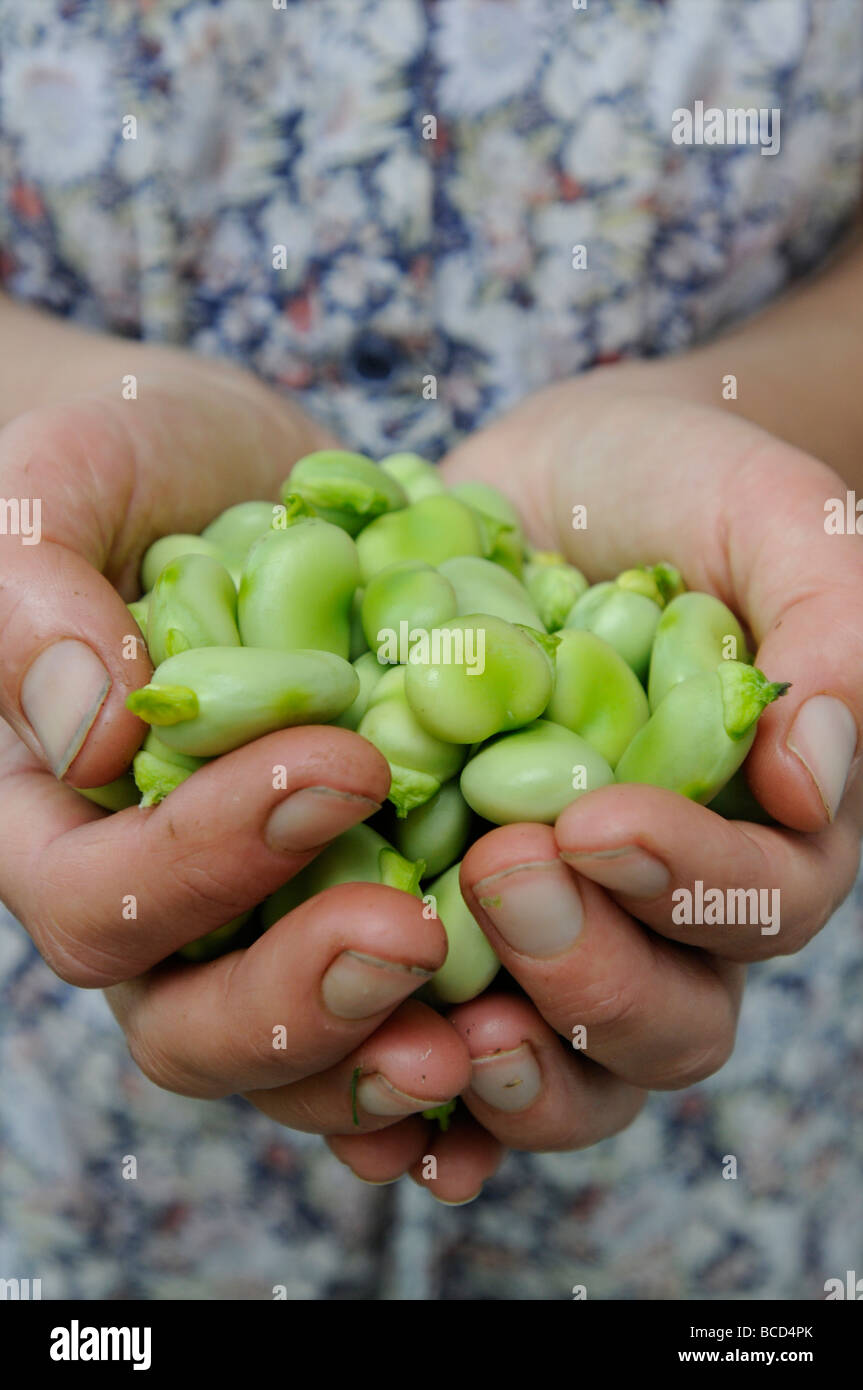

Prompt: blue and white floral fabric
[{"left": 1, "top": 0, "right": 862, "bottom": 1300}]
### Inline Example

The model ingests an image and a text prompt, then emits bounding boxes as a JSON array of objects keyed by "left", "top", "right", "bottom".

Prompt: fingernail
[
  {"left": 322, "top": 950, "right": 432, "bottom": 1020},
  {"left": 357, "top": 1175, "right": 401, "bottom": 1187},
  {"left": 265, "top": 787, "right": 381, "bottom": 852},
  {"left": 355, "top": 1074, "right": 440, "bottom": 1118},
  {"left": 470, "top": 1043, "right": 541, "bottom": 1114},
  {"left": 21, "top": 640, "right": 111, "bottom": 777},
  {"left": 433, "top": 1189, "right": 482, "bottom": 1206},
  {"left": 559, "top": 845, "right": 670, "bottom": 897},
  {"left": 787, "top": 695, "right": 857, "bottom": 821},
  {"left": 473, "top": 860, "right": 583, "bottom": 957}
]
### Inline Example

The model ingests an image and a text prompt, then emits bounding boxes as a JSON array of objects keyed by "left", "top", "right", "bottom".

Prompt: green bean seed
[
  {"left": 178, "top": 912, "right": 255, "bottom": 963},
  {"left": 259, "top": 822, "right": 425, "bottom": 928},
  {"left": 447, "top": 481, "right": 524, "bottom": 576},
  {"left": 460, "top": 719, "right": 614, "bottom": 825},
  {"left": 202, "top": 500, "right": 279, "bottom": 567},
  {"left": 147, "top": 552, "right": 241, "bottom": 667},
  {"left": 127, "top": 597, "right": 149, "bottom": 642},
  {"left": 707, "top": 767, "right": 775, "bottom": 825},
  {"left": 349, "top": 588, "right": 368, "bottom": 660},
  {"left": 565, "top": 582, "right": 661, "bottom": 681},
  {"left": 391, "top": 780, "right": 473, "bottom": 879},
  {"left": 437, "top": 556, "right": 543, "bottom": 629},
  {"left": 648, "top": 591, "right": 750, "bottom": 711},
  {"left": 523, "top": 556, "right": 588, "bottom": 631},
  {"left": 403, "top": 614, "right": 556, "bottom": 744},
  {"left": 356, "top": 495, "right": 487, "bottom": 582},
  {"left": 77, "top": 773, "right": 139, "bottom": 812},
  {"left": 615, "top": 662, "right": 789, "bottom": 802},
  {"left": 361, "top": 561, "right": 458, "bottom": 660},
  {"left": 424, "top": 862, "right": 500, "bottom": 1004},
  {"left": 141, "top": 534, "right": 226, "bottom": 594},
  {"left": 545, "top": 629, "right": 649, "bottom": 767},
  {"left": 358, "top": 666, "right": 466, "bottom": 816},
  {"left": 379, "top": 452, "right": 445, "bottom": 502},
  {"left": 333, "top": 651, "right": 387, "bottom": 730},
  {"left": 617, "top": 562, "right": 686, "bottom": 608},
  {"left": 238, "top": 520, "right": 360, "bottom": 658},
  {"left": 126, "top": 646, "right": 359, "bottom": 757},
  {"left": 132, "top": 730, "right": 208, "bottom": 806},
  {"left": 283, "top": 450, "right": 408, "bottom": 535}
]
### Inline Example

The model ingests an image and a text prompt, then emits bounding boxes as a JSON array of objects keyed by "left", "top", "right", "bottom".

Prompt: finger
[
  {"left": 246, "top": 1000, "right": 472, "bottom": 1135},
  {"left": 0, "top": 724, "right": 392, "bottom": 986},
  {"left": 408, "top": 1109, "right": 505, "bottom": 1205},
  {"left": 460, "top": 824, "right": 745, "bottom": 1090},
  {"left": 327, "top": 1116, "right": 432, "bottom": 1185},
  {"left": 0, "top": 378, "right": 335, "bottom": 782},
  {"left": 449, "top": 992, "right": 646, "bottom": 1150},
  {"left": 447, "top": 402, "right": 863, "bottom": 830},
  {"left": 0, "top": 534, "right": 153, "bottom": 786},
  {"left": 555, "top": 782, "right": 863, "bottom": 961},
  {"left": 106, "top": 890, "right": 448, "bottom": 1099},
  {"left": 328, "top": 1113, "right": 505, "bottom": 1202}
]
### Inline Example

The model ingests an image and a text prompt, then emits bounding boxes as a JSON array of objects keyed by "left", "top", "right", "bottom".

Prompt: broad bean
[
  {"left": 141, "top": 534, "right": 226, "bottom": 593},
  {"left": 259, "top": 823, "right": 425, "bottom": 927},
  {"left": 447, "top": 480, "right": 524, "bottom": 576},
  {"left": 283, "top": 450, "right": 407, "bottom": 535},
  {"left": 523, "top": 554, "right": 588, "bottom": 631},
  {"left": 358, "top": 666, "right": 466, "bottom": 816},
  {"left": 147, "top": 552, "right": 240, "bottom": 667},
  {"left": 127, "top": 597, "right": 149, "bottom": 641},
  {"left": 126, "top": 646, "right": 359, "bottom": 756},
  {"left": 391, "top": 779, "right": 473, "bottom": 879},
  {"left": 132, "top": 730, "right": 208, "bottom": 806},
  {"left": 238, "top": 520, "right": 360, "bottom": 658},
  {"left": 360, "top": 561, "right": 457, "bottom": 660},
  {"left": 460, "top": 719, "right": 614, "bottom": 825},
  {"left": 333, "top": 651, "right": 386, "bottom": 731},
  {"left": 379, "top": 452, "right": 445, "bottom": 502},
  {"left": 178, "top": 912, "right": 256, "bottom": 963},
  {"left": 648, "top": 591, "right": 749, "bottom": 711},
  {"left": 437, "top": 556, "right": 543, "bottom": 629},
  {"left": 565, "top": 581, "right": 662, "bottom": 681},
  {"left": 615, "top": 661, "right": 789, "bottom": 802},
  {"left": 77, "top": 774, "right": 139, "bottom": 812},
  {"left": 201, "top": 500, "right": 278, "bottom": 568},
  {"left": 424, "top": 862, "right": 500, "bottom": 1004},
  {"left": 356, "top": 495, "right": 487, "bottom": 582},
  {"left": 403, "top": 614, "right": 556, "bottom": 744},
  {"left": 545, "top": 629, "right": 649, "bottom": 767}
]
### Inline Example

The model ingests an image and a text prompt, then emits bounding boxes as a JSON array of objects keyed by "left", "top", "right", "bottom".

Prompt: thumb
[{"left": 0, "top": 368, "right": 337, "bottom": 785}]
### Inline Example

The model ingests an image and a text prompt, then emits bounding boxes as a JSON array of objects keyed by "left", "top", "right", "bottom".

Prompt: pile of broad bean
[{"left": 84, "top": 449, "right": 788, "bottom": 1008}]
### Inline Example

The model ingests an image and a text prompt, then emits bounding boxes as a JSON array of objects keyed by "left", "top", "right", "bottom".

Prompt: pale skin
[{"left": 1, "top": 223, "right": 863, "bottom": 1205}]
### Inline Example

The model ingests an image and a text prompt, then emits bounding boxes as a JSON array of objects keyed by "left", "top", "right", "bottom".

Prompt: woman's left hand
[{"left": 329, "top": 364, "right": 863, "bottom": 1203}]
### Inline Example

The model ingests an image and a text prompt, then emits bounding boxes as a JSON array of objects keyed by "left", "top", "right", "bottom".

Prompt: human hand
[
  {"left": 329, "top": 369, "right": 863, "bottom": 1199},
  {"left": 0, "top": 356, "right": 472, "bottom": 1159}
]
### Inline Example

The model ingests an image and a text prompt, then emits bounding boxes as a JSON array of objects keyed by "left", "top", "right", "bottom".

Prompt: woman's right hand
[{"left": 0, "top": 357, "right": 474, "bottom": 1171}]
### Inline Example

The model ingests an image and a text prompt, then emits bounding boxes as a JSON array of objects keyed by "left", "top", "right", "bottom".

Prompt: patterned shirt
[{"left": 1, "top": 0, "right": 862, "bottom": 1299}]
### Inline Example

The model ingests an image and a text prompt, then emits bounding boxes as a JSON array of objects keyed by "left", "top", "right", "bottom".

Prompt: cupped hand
[
  {"left": 332, "top": 371, "right": 863, "bottom": 1199},
  {"left": 0, "top": 361, "right": 471, "bottom": 1159}
]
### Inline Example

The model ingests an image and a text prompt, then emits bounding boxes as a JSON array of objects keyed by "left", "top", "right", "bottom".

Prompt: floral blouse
[{"left": 1, "top": 0, "right": 862, "bottom": 1300}]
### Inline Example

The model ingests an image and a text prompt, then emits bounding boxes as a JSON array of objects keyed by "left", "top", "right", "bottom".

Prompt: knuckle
[
  {"left": 124, "top": 1022, "right": 209, "bottom": 1098},
  {"left": 563, "top": 974, "right": 644, "bottom": 1037},
  {"left": 648, "top": 1030, "right": 736, "bottom": 1090},
  {"left": 30, "top": 911, "right": 132, "bottom": 989},
  {"left": 163, "top": 849, "right": 244, "bottom": 919}
]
